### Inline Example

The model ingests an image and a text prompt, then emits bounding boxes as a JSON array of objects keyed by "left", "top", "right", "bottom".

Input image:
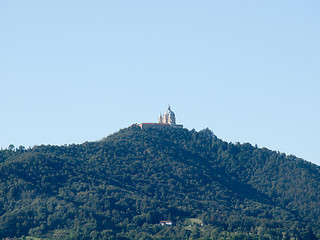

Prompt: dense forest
[{"left": 0, "top": 126, "right": 320, "bottom": 239}]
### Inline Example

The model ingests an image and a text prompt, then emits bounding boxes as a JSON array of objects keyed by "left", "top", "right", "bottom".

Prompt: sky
[{"left": 1, "top": 1, "right": 319, "bottom": 164}]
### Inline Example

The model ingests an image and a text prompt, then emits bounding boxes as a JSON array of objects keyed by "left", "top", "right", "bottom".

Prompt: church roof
[{"left": 164, "top": 105, "right": 175, "bottom": 117}]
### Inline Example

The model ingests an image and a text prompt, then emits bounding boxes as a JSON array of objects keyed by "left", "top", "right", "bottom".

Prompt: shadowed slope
[{"left": 0, "top": 126, "right": 319, "bottom": 239}]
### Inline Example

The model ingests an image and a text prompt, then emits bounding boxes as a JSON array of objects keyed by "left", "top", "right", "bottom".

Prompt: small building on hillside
[
  {"left": 139, "top": 106, "right": 183, "bottom": 129},
  {"left": 160, "top": 220, "right": 173, "bottom": 226}
]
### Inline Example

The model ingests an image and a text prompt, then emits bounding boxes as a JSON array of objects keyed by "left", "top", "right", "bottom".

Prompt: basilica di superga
[{"left": 138, "top": 106, "right": 183, "bottom": 129}]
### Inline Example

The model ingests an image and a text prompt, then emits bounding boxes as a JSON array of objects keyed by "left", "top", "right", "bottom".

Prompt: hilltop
[{"left": 0, "top": 126, "right": 319, "bottom": 239}]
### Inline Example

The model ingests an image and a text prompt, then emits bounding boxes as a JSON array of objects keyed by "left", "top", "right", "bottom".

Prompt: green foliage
[{"left": 0, "top": 126, "right": 320, "bottom": 239}]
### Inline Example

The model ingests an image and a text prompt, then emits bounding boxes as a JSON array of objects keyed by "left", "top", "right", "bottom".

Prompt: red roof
[{"left": 140, "top": 123, "right": 170, "bottom": 125}]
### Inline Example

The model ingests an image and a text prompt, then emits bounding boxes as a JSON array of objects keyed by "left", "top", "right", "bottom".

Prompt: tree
[{"left": 8, "top": 144, "right": 15, "bottom": 151}]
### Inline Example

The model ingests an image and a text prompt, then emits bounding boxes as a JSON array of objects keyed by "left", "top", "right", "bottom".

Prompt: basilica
[{"left": 139, "top": 106, "right": 183, "bottom": 129}]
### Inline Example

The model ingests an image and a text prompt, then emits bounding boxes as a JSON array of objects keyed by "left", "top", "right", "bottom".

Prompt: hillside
[{"left": 0, "top": 126, "right": 320, "bottom": 239}]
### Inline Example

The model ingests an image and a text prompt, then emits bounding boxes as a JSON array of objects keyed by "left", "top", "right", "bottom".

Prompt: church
[{"left": 139, "top": 106, "right": 183, "bottom": 129}]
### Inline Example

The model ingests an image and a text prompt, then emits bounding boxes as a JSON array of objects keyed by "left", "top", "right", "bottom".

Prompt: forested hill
[{"left": 1, "top": 126, "right": 320, "bottom": 239}]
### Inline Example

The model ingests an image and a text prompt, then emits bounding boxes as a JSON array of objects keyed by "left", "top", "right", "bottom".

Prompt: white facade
[
  {"left": 139, "top": 105, "right": 183, "bottom": 129},
  {"left": 159, "top": 106, "right": 176, "bottom": 125}
]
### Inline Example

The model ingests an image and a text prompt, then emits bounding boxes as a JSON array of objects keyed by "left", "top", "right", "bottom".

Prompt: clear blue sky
[{"left": 1, "top": 1, "right": 319, "bottom": 164}]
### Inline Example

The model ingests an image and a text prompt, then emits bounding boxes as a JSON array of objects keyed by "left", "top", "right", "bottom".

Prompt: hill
[{"left": 0, "top": 126, "right": 320, "bottom": 239}]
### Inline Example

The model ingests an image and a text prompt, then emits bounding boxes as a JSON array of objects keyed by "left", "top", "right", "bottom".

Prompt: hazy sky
[{"left": 1, "top": 1, "right": 319, "bottom": 164}]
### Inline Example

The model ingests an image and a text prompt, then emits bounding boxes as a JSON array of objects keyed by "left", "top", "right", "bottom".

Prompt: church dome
[
  {"left": 165, "top": 106, "right": 175, "bottom": 116},
  {"left": 163, "top": 106, "right": 176, "bottom": 124}
]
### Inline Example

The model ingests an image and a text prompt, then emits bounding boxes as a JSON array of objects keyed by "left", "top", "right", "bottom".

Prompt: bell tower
[{"left": 158, "top": 113, "right": 163, "bottom": 123}]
